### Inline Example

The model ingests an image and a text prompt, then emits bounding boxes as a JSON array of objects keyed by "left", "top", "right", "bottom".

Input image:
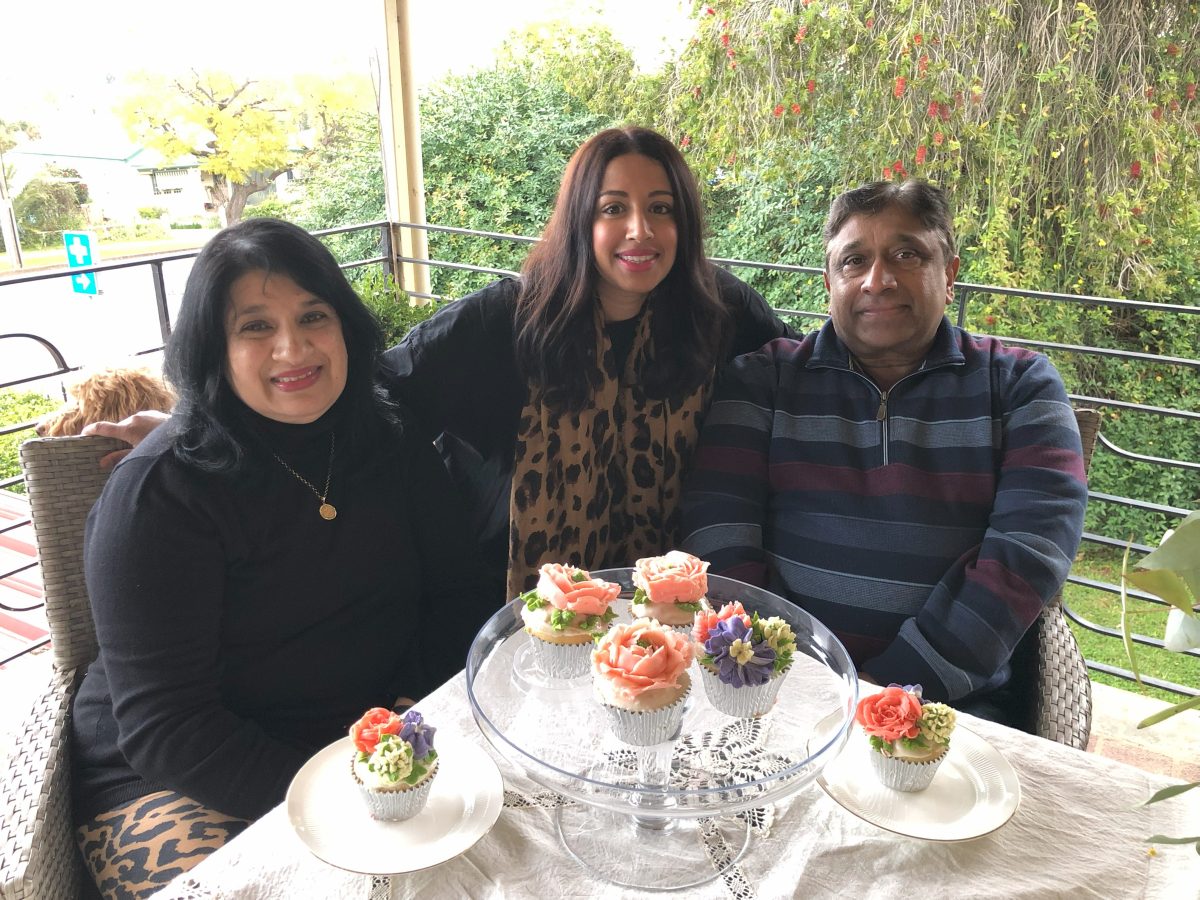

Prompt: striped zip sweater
[{"left": 682, "top": 318, "right": 1087, "bottom": 703}]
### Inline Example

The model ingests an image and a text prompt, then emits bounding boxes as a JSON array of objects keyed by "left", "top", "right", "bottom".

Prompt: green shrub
[
  {"left": 353, "top": 267, "right": 441, "bottom": 348},
  {"left": 138, "top": 206, "right": 168, "bottom": 220},
  {"left": 0, "top": 389, "right": 60, "bottom": 493}
]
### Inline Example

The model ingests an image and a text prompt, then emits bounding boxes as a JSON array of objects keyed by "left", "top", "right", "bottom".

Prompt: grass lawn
[
  {"left": 1066, "top": 544, "right": 1199, "bottom": 706},
  {"left": 0, "top": 233, "right": 217, "bottom": 274}
]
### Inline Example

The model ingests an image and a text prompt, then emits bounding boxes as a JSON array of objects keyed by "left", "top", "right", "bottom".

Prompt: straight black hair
[
  {"left": 165, "top": 217, "right": 391, "bottom": 472},
  {"left": 824, "top": 179, "right": 957, "bottom": 268}
]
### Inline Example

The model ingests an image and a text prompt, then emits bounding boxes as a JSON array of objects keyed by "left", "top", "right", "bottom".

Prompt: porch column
[{"left": 380, "top": 0, "right": 431, "bottom": 298}]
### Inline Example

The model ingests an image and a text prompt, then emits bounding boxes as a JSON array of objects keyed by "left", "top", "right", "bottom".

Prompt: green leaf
[
  {"left": 1144, "top": 835, "right": 1200, "bottom": 846},
  {"left": 1128, "top": 511, "right": 1200, "bottom": 607},
  {"left": 1139, "top": 781, "right": 1200, "bottom": 806},
  {"left": 1137, "top": 694, "right": 1200, "bottom": 729},
  {"left": 1124, "top": 567, "right": 1195, "bottom": 616}
]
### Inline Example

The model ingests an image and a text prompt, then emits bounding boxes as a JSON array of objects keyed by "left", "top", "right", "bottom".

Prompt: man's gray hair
[{"left": 823, "top": 180, "right": 956, "bottom": 267}]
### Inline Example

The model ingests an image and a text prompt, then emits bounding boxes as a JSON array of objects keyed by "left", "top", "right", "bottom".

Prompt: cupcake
[
  {"left": 519, "top": 563, "right": 621, "bottom": 678},
  {"left": 592, "top": 617, "right": 693, "bottom": 746},
  {"left": 631, "top": 550, "right": 711, "bottom": 628},
  {"left": 349, "top": 707, "right": 439, "bottom": 820},
  {"left": 693, "top": 601, "right": 795, "bottom": 718},
  {"left": 855, "top": 684, "right": 957, "bottom": 792}
]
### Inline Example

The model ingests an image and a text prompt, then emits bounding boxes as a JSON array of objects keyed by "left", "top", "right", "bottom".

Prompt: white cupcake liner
[
  {"left": 600, "top": 684, "right": 689, "bottom": 746},
  {"left": 869, "top": 747, "right": 947, "bottom": 792},
  {"left": 352, "top": 759, "right": 439, "bottom": 821},
  {"left": 526, "top": 631, "right": 593, "bottom": 678},
  {"left": 699, "top": 662, "right": 789, "bottom": 718}
]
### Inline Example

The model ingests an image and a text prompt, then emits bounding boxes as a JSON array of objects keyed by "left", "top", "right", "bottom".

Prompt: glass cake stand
[{"left": 465, "top": 570, "right": 858, "bottom": 892}]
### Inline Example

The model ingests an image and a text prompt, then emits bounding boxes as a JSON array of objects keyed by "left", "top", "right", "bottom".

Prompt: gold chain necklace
[{"left": 272, "top": 433, "right": 337, "bottom": 520}]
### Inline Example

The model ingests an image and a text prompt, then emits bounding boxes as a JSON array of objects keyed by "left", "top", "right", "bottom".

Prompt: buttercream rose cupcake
[
  {"left": 856, "top": 684, "right": 956, "bottom": 792},
  {"left": 694, "top": 601, "right": 795, "bottom": 718},
  {"left": 592, "top": 617, "right": 693, "bottom": 745},
  {"left": 631, "top": 550, "right": 711, "bottom": 628},
  {"left": 520, "top": 563, "right": 620, "bottom": 678},
  {"left": 349, "top": 707, "right": 439, "bottom": 820}
]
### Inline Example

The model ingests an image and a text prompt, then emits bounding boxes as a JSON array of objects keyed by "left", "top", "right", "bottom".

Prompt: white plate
[
  {"left": 286, "top": 733, "right": 504, "bottom": 875},
  {"left": 814, "top": 713, "right": 1020, "bottom": 841}
]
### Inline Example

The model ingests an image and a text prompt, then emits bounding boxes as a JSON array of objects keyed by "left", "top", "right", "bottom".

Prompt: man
[{"left": 682, "top": 180, "right": 1087, "bottom": 721}]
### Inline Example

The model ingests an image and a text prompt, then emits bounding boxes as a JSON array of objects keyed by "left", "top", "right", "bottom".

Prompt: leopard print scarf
[{"left": 506, "top": 305, "right": 710, "bottom": 599}]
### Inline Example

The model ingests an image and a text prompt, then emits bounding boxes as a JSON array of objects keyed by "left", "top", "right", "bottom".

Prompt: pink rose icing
[
  {"left": 593, "top": 618, "right": 693, "bottom": 701},
  {"left": 692, "top": 600, "right": 752, "bottom": 646},
  {"left": 633, "top": 551, "right": 710, "bottom": 605},
  {"left": 536, "top": 563, "right": 620, "bottom": 618}
]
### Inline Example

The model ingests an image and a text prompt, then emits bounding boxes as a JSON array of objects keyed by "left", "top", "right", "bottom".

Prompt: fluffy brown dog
[{"left": 36, "top": 367, "right": 175, "bottom": 437}]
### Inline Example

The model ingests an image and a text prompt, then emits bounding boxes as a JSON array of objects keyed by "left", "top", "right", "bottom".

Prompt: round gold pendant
[{"left": 319, "top": 502, "right": 338, "bottom": 521}]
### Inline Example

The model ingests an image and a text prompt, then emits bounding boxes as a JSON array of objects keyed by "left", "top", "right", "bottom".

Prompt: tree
[
  {"left": 119, "top": 71, "right": 297, "bottom": 225},
  {"left": 0, "top": 118, "right": 39, "bottom": 259},
  {"left": 13, "top": 166, "right": 87, "bottom": 248}
]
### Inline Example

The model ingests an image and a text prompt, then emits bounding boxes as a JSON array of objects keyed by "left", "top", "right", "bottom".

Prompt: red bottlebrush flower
[
  {"left": 1152, "top": 105, "right": 1163, "bottom": 120},
  {"left": 1187, "top": 83, "right": 1197, "bottom": 101},
  {"left": 918, "top": 55, "right": 930, "bottom": 77},
  {"left": 971, "top": 89, "right": 982, "bottom": 104},
  {"left": 1130, "top": 160, "right": 1142, "bottom": 178},
  {"left": 720, "top": 20, "right": 728, "bottom": 29},
  {"left": 807, "top": 79, "right": 816, "bottom": 94},
  {"left": 894, "top": 76, "right": 907, "bottom": 98},
  {"left": 916, "top": 145, "right": 928, "bottom": 165},
  {"left": 721, "top": 33, "right": 731, "bottom": 47},
  {"left": 773, "top": 104, "right": 785, "bottom": 117},
  {"left": 729, "top": 60, "right": 738, "bottom": 69},
  {"left": 939, "top": 102, "right": 951, "bottom": 121},
  {"left": 1166, "top": 42, "right": 1180, "bottom": 56},
  {"left": 933, "top": 131, "right": 945, "bottom": 146},
  {"left": 704, "top": 6, "right": 715, "bottom": 14},
  {"left": 1145, "top": 86, "right": 1155, "bottom": 99},
  {"left": 865, "top": 17, "right": 874, "bottom": 28},
  {"left": 680, "top": 134, "right": 691, "bottom": 148},
  {"left": 1170, "top": 99, "right": 1180, "bottom": 112},
  {"left": 927, "top": 100, "right": 939, "bottom": 117},
  {"left": 726, "top": 48, "right": 735, "bottom": 58},
  {"left": 1138, "top": 236, "right": 1153, "bottom": 246},
  {"left": 954, "top": 90, "right": 964, "bottom": 107},
  {"left": 1131, "top": 206, "right": 1144, "bottom": 216},
  {"left": 791, "top": 102, "right": 802, "bottom": 114},
  {"left": 882, "top": 165, "right": 893, "bottom": 179},
  {"left": 795, "top": 25, "right": 808, "bottom": 42},
  {"left": 984, "top": 315, "right": 997, "bottom": 326},
  {"left": 692, "top": 86, "right": 702, "bottom": 99},
  {"left": 913, "top": 33, "right": 923, "bottom": 45}
]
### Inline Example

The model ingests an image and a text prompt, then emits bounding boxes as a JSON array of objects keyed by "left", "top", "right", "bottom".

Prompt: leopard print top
[{"left": 506, "top": 305, "right": 710, "bottom": 598}]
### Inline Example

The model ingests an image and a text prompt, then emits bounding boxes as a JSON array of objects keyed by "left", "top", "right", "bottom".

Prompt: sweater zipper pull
[{"left": 876, "top": 392, "right": 888, "bottom": 421}]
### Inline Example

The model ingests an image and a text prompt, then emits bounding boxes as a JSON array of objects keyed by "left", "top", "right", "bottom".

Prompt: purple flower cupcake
[{"left": 693, "top": 602, "right": 795, "bottom": 718}]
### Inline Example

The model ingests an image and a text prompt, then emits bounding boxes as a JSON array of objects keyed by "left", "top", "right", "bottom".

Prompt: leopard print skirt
[{"left": 76, "top": 790, "right": 249, "bottom": 900}]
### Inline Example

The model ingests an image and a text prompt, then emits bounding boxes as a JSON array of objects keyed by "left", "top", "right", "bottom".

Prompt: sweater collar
[{"left": 807, "top": 316, "right": 964, "bottom": 374}]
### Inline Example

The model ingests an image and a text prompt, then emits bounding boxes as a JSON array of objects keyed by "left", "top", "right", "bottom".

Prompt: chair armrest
[{"left": 1, "top": 666, "right": 85, "bottom": 900}]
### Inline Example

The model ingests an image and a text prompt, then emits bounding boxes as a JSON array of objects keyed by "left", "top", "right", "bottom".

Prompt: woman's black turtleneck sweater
[{"left": 71, "top": 398, "right": 488, "bottom": 822}]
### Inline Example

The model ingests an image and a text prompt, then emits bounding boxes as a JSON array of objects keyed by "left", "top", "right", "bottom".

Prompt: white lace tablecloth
[{"left": 158, "top": 674, "right": 1200, "bottom": 900}]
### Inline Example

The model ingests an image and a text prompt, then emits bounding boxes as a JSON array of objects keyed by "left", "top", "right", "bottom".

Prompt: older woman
[
  {"left": 386, "top": 126, "right": 789, "bottom": 599},
  {"left": 71, "top": 219, "right": 488, "bottom": 898}
]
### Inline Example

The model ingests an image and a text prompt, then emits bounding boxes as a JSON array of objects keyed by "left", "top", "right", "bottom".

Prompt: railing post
[{"left": 150, "top": 260, "right": 172, "bottom": 342}]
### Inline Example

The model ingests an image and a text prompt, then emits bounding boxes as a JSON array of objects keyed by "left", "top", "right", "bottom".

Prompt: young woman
[
  {"left": 71, "top": 219, "right": 489, "bottom": 898},
  {"left": 385, "top": 126, "right": 789, "bottom": 599}
]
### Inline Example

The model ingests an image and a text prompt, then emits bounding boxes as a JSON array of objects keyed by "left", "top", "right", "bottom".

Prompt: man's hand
[{"left": 82, "top": 410, "right": 171, "bottom": 470}]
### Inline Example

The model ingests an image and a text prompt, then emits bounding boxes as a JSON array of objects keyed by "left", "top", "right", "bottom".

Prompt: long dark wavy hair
[
  {"left": 164, "top": 217, "right": 392, "bottom": 473},
  {"left": 515, "top": 127, "right": 731, "bottom": 412}
]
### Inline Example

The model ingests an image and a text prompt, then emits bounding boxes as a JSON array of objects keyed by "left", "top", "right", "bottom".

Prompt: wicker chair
[
  {"left": 1009, "top": 407, "right": 1102, "bottom": 749},
  {"left": 1, "top": 435, "right": 126, "bottom": 900}
]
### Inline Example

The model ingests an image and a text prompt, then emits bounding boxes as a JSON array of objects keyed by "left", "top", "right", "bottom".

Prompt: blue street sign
[{"left": 63, "top": 231, "right": 98, "bottom": 295}]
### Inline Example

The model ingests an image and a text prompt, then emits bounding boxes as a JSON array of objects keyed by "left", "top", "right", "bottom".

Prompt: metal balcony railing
[{"left": 2, "top": 220, "right": 1197, "bottom": 695}]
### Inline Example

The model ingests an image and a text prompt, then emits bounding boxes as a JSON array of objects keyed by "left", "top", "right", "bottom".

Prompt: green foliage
[
  {"left": 13, "top": 167, "right": 87, "bottom": 248},
  {"left": 353, "top": 267, "right": 440, "bottom": 347},
  {"left": 242, "top": 195, "right": 296, "bottom": 221},
  {"left": 138, "top": 206, "right": 168, "bottom": 220},
  {"left": 419, "top": 56, "right": 617, "bottom": 298},
  {"left": 0, "top": 390, "right": 59, "bottom": 493}
]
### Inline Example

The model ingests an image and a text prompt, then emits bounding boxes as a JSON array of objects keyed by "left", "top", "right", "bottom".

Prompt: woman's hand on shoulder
[{"left": 82, "top": 410, "right": 172, "bottom": 469}]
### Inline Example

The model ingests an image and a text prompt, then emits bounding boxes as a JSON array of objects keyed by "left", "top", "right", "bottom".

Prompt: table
[{"left": 157, "top": 673, "right": 1200, "bottom": 900}]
